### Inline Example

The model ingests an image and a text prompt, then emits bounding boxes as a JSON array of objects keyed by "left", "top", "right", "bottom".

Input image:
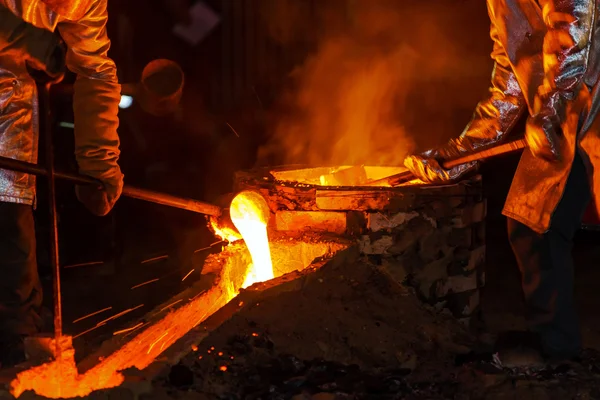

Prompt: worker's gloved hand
[
  {"left": 403, "top": 138, "right": 479, "bottom": 184},
  {"left": 75, "top": 178, "right": 123, "bottom": 217},
  {"left": 525, "top": 107, "right": 563, "bottom": 163}
]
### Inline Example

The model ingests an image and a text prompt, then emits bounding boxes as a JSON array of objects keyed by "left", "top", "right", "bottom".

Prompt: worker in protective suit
[
  {"left": 0, "top": 0, "right": 123, "bottom": 366},
  {"left": 405, "top": 0, "right": 600, "bottom": 364}
]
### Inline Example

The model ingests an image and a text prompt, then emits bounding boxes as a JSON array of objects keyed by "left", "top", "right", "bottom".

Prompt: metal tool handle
[
  {"left": 368, "top": 139, "right": 527, "bottom": 187},
  {"left": 0, "top": 155, "right": 223, "bottom": 217}
]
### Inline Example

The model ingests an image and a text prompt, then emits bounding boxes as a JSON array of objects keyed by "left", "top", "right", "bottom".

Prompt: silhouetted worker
[
  {"left": 405, "top": 0, "right": 600, "bottom": 365},
  {"left": 0, "top": 0, "right": 123, "bottom": 366}
]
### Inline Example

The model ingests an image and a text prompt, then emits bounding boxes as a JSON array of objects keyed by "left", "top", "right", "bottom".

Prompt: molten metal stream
[{"left": 229, "top": 191, "right": 274, "bottom": 288}]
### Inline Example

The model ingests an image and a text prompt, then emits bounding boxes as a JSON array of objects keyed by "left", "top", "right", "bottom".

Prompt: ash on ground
[{"left": 149, "top": 253, "right": 600, "bottom": 400}]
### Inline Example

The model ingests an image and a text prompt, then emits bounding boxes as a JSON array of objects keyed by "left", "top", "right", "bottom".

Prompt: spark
[
  {"left": 225, "top": 122, "right": 240, "bottom": 137},
  {"left": 193, "top": 294, "right": 226, "bottom": 327},
  {"left": 252, "top": 86, "right": 263, "bottom": 108},
  {"left": 160, "top": 333, "right": 175, "bottom": 351},
  {"left": 194, "top": 246, "right": 211, "bottom": 253},
  {"left": 182, "top": 269, "right": 194, "bottom": 282},
  {"left": 131, "top": 279, "right": 159, "bottom": 290},
  {"left": 72, "top": 307, "right": 112, "bottom": 323},
  {"left": 64, "top": 261, "right": 104, "bottom": 269},
  {"left": 160, "top": 299, "right": 183, "bottom": 312},
  {"left": 113, "top": 322, "right": 144, "bottom": 336},
  {"left": 210, "top": 240, "right": 225, "bottom": 247},
  {"left": 147, "top": 331, "right": 169, "bottom": 354},
  {"left": 219, "top": 366, "right": 227, "bottom": 372},
  {"left": 141, "top": 255, "right": 168, "bottom": 264},
  {"left": 95, "top": 304, "right": 145, "bottom": 326},
  {"left": 190, "top": 290, "right": 208, "bottom": 302},
  {"left": 73, "top": 325, "right": 105, "bottom": 339},
  {"left": 123, "top": 322, "right": 147, "bottom": 338}
]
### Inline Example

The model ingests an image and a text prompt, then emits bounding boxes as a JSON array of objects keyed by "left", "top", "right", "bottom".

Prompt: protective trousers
[
  {"left": 507, "top": 150, "right": 591, "bottom": 358},
  {"left": 0, "top": 202, "right": 42, "bottom": 340}
]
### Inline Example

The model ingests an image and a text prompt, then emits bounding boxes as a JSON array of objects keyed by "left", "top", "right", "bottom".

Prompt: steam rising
[{"left": 257, "top": 0, "right": 490, "bottom": 167}]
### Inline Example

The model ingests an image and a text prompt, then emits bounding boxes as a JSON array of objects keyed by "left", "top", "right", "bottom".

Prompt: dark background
[{"left": 30, "top": 0, "right": 599, "bottom": 357}]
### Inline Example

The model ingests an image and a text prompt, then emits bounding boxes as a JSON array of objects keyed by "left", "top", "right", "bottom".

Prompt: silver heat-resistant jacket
[
  {"left": 0, "top": 0, "right": 123, "bottom": 205},
  {"left": 407, "top": 0, "right": 600, "bottom": 234}
]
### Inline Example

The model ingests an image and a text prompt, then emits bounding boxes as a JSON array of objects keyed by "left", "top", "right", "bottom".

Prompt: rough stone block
[
  {"left": 275, "top": 211, "right": 346, "bottom": 234},
  {"left": 436, "top": 272, "right": 478, "bottom": 298},
  {"left": 478, "top": 269, "right": 486, "bottom": 288},
  {"left": 367, "top": 211, "right": 419, "bottom": 232},
  {"left": 451, "top": 200, "right": 487, "bottom": 228},
  {"left": 447, "top": 227, "right": 472, "bottom": 248},
  {"left": 358, "top": 234, "right": 394, "bottom": 255},
  {"left": 446, "top": 289, "right": 480, "bottom": 318},
  {"left": 379, "top": 258, "right": 409, "bottom": 284},
  {"left": 467, "top": 245, "right": 485, "bottom": 272},
  {"left": 471, "top": 221, "right": 486, "bottom": 249}
]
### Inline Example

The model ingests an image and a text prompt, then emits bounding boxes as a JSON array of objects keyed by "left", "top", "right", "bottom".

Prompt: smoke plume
[{"left": 257, "top": 0, "right": 490, "bottom": 167}]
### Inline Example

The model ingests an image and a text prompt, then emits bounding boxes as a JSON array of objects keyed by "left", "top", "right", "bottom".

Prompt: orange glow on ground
[{"left": 10, "top": 279, "right": 233, "bottom": 398}]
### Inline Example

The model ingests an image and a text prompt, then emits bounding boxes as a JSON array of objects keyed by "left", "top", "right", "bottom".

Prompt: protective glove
[
  {"left": 403, "top": 137, "right": 479, "bottom": 184},
  {"left": 75, "top": 177, "right": 123, "bottom": 217},
  {"left": 0, "top": 5, "right": 66, "bottom": 79},
  {"left": 525, "top": 94, "right": 564, "bottom": 163}
]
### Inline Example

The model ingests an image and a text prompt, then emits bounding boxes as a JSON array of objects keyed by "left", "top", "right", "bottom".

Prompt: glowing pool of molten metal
[{"left": 229, "top": 191, "right": 274, "bottom": 288}]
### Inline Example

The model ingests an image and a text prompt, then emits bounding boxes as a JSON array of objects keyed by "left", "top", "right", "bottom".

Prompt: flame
[
  {"left": 229, "top": 191, "right": 274, "bottom": 288},
  {"left": 209, "top": 218, "right": 242, "bottom": 243}
]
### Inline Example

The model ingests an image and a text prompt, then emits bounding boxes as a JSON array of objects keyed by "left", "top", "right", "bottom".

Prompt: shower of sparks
[
  {"left": 160, "top": 333, "right": 176, "bottom": 351},
  {"left": 141, "top": 255, "right": 168, "bottom": 264},
  {"left": 147, "top": 331, "right": 170, "bottom": 354},
  {"left": 182, "top": 269, "right": 194, "bottom": 281},
  {"left": 64, "top": 261, "right": 104, "bottom": 269},
  {"left": 113, "top": 322, "right": 144, "bottom": 336},
  {"left": 74, "top": 305, "right": 146, "bottom": 339},
  {"left": 194, "top": 246, "right": 211, "bottom": 253},
  {"left": 72, "top": 307, "right": 112, "bottom": 324},
  {"left": 194, "top": 294, "right": 226, "bottom": 327},
  {"left": 131, "top": 279, "right": 159, "bottom": 290},
  {"left": 160, "top": 299, "right": 183, "bottom": 312}
]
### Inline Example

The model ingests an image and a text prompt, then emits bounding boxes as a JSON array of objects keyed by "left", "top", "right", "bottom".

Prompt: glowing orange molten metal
[
  {"left": 229, "top": 191, "right": 274, "bottom": 288},
  {"left": 210, "top": 219, "right": 242, "bottom": 243}
]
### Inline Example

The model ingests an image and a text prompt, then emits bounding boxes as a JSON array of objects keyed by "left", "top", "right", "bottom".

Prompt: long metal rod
[
  {"left": 42, "top": 83, "right": 63, "bottom": 344},
  {"left": 367, "top": 139, "right": 528, "bottom": 187},
  {"left": 0, "top": 155, "right": 223, "bottom": 217}
]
